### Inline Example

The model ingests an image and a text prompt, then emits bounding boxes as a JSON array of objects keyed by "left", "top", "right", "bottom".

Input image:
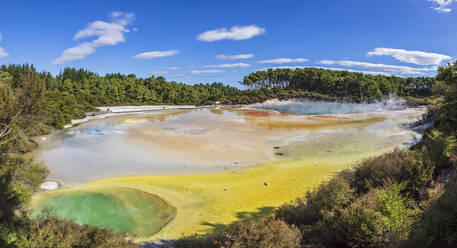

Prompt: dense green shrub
[
  {"left": 404, "top": 177, "right": 457, "bottom": 248},
  {"left": 327, "top": 200, "right": 386, "bottom": 248},
  {"left": 373, "top": 184, "right": 415, "bottom": 234},
  {"left": 276, "top": 176, "right": 354, "bottom": 228},
  {"left": 40, "top": 91, "right": 86, "bottom": 129},
  {"left": 303, "top": 184, "right": 414, "bottom": 248},
  {"left": 352, "top": 149, "right": 433, "bottom": 200},
  {"left": 220, "top": 218, "right": 301, "bottom": 248},
  {"left": 176, "top": 234, "right": 221, "bottom": 248},
  {"left": 0, "top": 154, "right": 48, "bottom": 246},
  {"left": 424, "top": 130, "right": 456, "bottom": 170},
  {"left": 16, "top": 216, "right": 137, "bottom": 248},
  {"left": 177, "top": 219, "right": 301, "bottom": 248},
  {"left": 434, "top": 100, "right": 457, "bottom": 135}
]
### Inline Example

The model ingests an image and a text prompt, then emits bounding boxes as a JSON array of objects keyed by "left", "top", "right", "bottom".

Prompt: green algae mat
[{"left": 32, "top": 187, "right": 175, "bottom": 238}]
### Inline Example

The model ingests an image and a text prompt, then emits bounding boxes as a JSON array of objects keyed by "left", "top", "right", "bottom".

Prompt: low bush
[
  {"left": 373, "top": 184, "right": 415, "bottom": 234},
  {"left": 219, "top": 218, "right": 301, "bottom": 248},
  {"left": 327, "top": 200, "right": 386, "bottom": 248},
  {"left": 404, "top": 176, "right": 457, "bottom": 248},
  {"left": 352, "top": 149, "right": 433, "bottom": 200},
  {"left": 16, "top": 216, "right": 137, "bottom": 248},
  {"left": 177, "top": 218, "right": 301, "bottom": 248},
  {"left": 424, "top": 129, "right": 456, "bottom": 170},
  {"left": 276, "top": 176, "right": 354, "bottom": 228}
]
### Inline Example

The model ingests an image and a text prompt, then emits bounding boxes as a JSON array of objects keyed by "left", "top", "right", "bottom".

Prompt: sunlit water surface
[
  {"left": 33, "top": 101, "right": 425, "bottom": 239},
  {"left": 35, "top": 101, "right": 423, "bottom": 185}
]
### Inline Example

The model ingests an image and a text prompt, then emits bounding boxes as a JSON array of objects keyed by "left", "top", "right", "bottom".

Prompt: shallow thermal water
[
  {"left": 35, "top": 102, "right": 423, "bottom": 185},
  {"left": 33, "top": 100, "right": 425, "bottom": 238},
  {"left": 255, "top": 97, "right": 406, "bottom": 115},
  {"left": 32, "top": 187, "right": 175, "bottom": 237}
]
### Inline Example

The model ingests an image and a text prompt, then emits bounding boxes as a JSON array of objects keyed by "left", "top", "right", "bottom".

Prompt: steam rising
[{"left": 255, "top": 96, "right": 407, "bottom": 115}]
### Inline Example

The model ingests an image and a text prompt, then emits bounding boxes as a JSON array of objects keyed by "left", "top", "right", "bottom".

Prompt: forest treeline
[
  {"left": 1, "top": 64, "right": 440, "bottom": 129},
  {"left": 0, "top": 63, "right": 454, "bottom": 247},
  {"left": 243, "top": 68, "right": 439, "bottom": 101}
]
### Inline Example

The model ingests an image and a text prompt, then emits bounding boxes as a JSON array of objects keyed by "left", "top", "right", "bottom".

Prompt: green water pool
[{"left": 33, "top": 187, "right": 175, "bottom": 238}]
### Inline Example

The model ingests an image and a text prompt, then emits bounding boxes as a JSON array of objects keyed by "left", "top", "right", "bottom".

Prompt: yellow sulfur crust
[{"left": 86, "top": 151, "right": 385, "bottom": 241}]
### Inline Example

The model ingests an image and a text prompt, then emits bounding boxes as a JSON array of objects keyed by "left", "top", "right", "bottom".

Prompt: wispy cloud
[
  {"left": 152, "top": 66, "right": 181, "bottom": 75},
  {"left": 133, "top": 50, "right": 179, "bottom": 59},
  {"left": 152, "top": 70, "right": 169, "bottom": 75},
  {"left": 197, "top": 25, "right": 265, "bottom": 42},
  {"left": 368, "top": 48, "right": 451, "bottom": 65},
  {"left": 190, "top": 69, "right": 224, "bottom": 74},
  {"left": 257, "top": 58, "right": 308, "bottom": 64},
  {"left": 317, "top": 60, "right": 436, "bottom": 75},
  {"left": 260, "top": 66, "right": 391, "bottom": 76},
  {"left": 0, "top": 48, "right": 7, "bottom": 58},
  {"left": 428, "top": 0, "right": 456, "bottom": 13},
  {"left": 0, "top": 33, "right": 8, "bottom": 58},
  {"left": 53, "top": 11, "right": 134, "bottom": 64},
  {"left": 215, "top": 54, "right": 254, "bottom": 60},
  {"left": 170, "top": 69, "right": 224, "bottom": 78},
  {"left": 202, "top": 63, "right": 250, "bottom": 68}
]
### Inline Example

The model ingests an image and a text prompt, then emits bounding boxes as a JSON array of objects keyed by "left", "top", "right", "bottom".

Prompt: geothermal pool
[{"left": 32, "top": 100, "right": 424, "bottom": 240}]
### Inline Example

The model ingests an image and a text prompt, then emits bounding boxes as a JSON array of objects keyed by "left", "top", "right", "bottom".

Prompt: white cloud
[
  {"left": 170, "top": 69, "right": 224, "bottom": 78},
  {"left": 317, "top": 60, "right": 436, "bottom": 75},
  {"left": 189, "top": 69, "right": 224, "bottom": 75},
  {"left": 202, "top": 63, "right": 250, "bottom": 68},
  {"left": 53, "top": 11, "right": 134, "bottom": 64},
  {"left": 0, "top": 47, "right": 8, "bottom": 58},
  {"left": 260, "top": 66, "right": 391, "bottom": 76},
  {"left": 152, "top": 70, "right": 169, "bottom": 74},
  {"left": 368, "top": 47, "right": 451, "bottom": 65},
  {"left": 257, "top": 58, "right": 308, "bottom": 64},
  {"left": 152, "top": 66, "right": 180, "bottom": 75},
  {"left": 197, "top": 25, "right": 265, "bottom": 42},
  {"left": 133, "top": 50, "right": 179, "bottom": 59},
  {"left": 110, "top": 11, "right": 135, "bottom": 25},
  {"left": 428, "top": 0, "right": 456, "bottom": 12},
  {"left": 53, "top": 43, "right": 96, "bottom": 64},
  {"left": 215, "top": 54, "right": 254, "bottom": 60},
  {"left": 0, "top": 33, "right": 8, "bottom": 58}
]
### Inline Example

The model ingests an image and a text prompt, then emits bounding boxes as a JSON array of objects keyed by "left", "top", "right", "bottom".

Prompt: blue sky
[{"left": 0, "top": 0, "right": 456, "bottom": 87}]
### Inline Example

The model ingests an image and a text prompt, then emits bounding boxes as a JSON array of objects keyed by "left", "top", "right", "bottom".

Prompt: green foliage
[
  {"left": 176, "top": 234, "right": 220, "bottom": 248},
  {"left": 374, "top": 184, "right": 415, "bottom": 233},
  {"left": 17, "top": 215, "right": 137, "bottom": 248},
  {"left": 425, "top": 130, "right": 456, "bottom": 169},
  {"left": 243, "top": 68, "right": 436, "bottom": 102},
  {"left": 276, "top": 151, "right": 434, "bottom": 247},
  {"left": 352, "top": 149, "right": 434, "bottom": 200},
  {"left": 328, "top": 200, "right": 386, "bottom": 248},
  {"left": 0, "top": 154, "right": 48, "bottom": 246},
  {"left": 434, "top": 61, "right": 457, "bottom": 135},
  {"left": 436, "top": 61, "right": 457, "bottom": 91},
  {"left": 404, "top": 177, "right": 457, "bottom": 248},
  {"left": 434, "top": 99, "right": 457, "bottom": 135},
  {"left": 40, "top": 91, "right": 86, "bottom": 129},
  {"left": 177, "top": 219, "right": 301, "bottom": 248},
  {"left": 276, "top": 176, "right": 354, "bottom": 228},
  {"left": 220, "top": 218, "right": 301, "bottom": 248},
  {"left": 402, "top": 60, "right": 457, "bottom": 248}
]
